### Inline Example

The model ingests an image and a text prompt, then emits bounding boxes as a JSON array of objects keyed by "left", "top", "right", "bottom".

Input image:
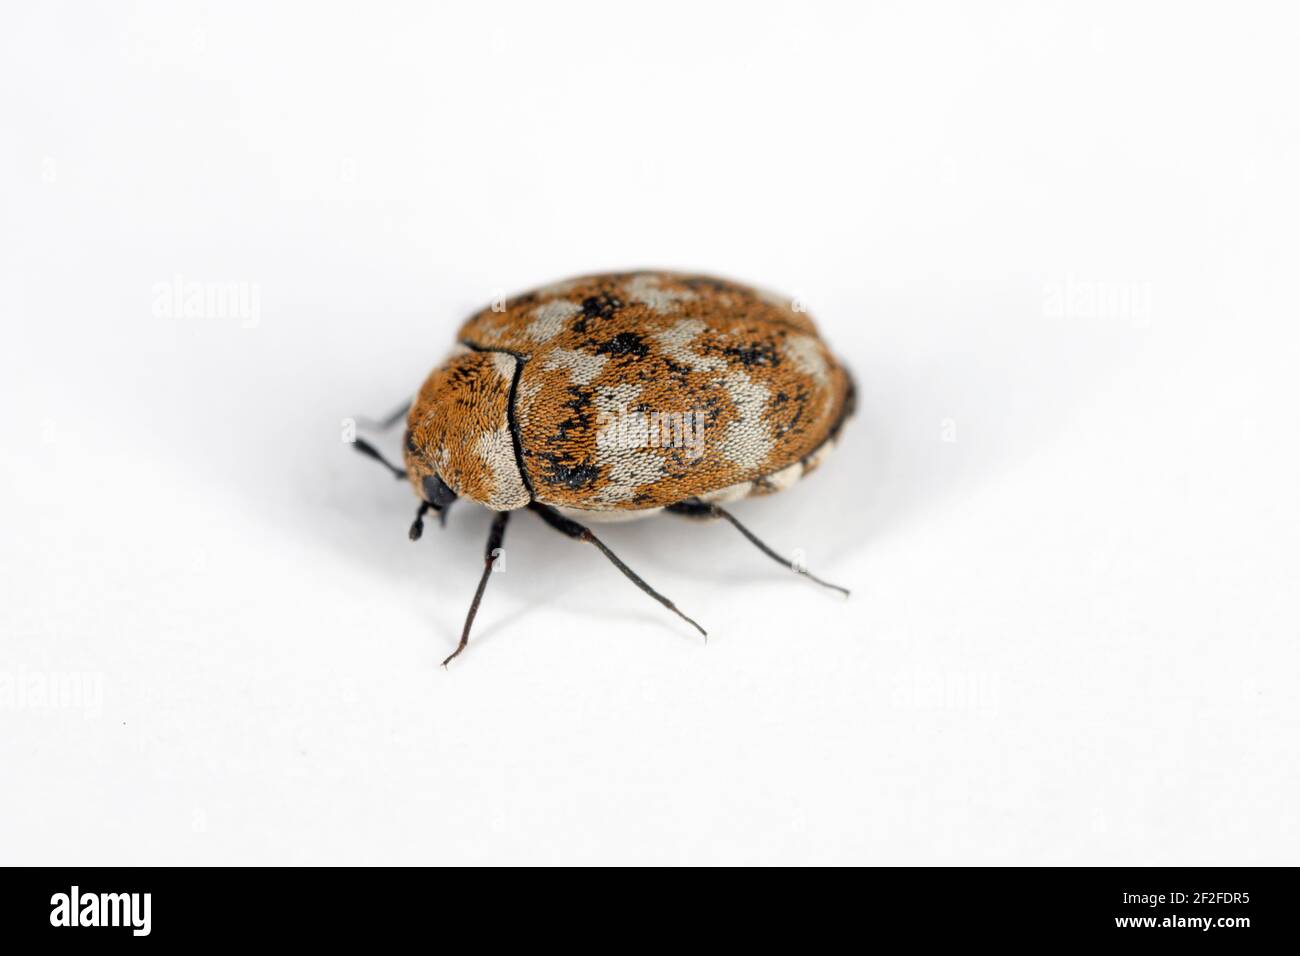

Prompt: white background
[{"left": 3, "top": 2, "right": 1297, "bottom": 865}]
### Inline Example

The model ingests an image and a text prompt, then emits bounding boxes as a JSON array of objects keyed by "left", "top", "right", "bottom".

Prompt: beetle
[{"left": 353, "top": 271, "right": 855, "bottom": 664}]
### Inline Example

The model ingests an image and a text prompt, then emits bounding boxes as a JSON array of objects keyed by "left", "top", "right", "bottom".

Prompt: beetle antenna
[
  {"left": 666, "top": 500, "right": 849, "bottom": 596},
  {"left": 528, "top": 502, "right": 707, "bottom": 639},
  {"left": 351, "top": 436, "right": 407, "bottom": 480},
  {"left": 444, "top": 510, "right": 511, "bottom": 666},
  {"left": 358, "top": 400, "right": 412, "bottom": 432}
]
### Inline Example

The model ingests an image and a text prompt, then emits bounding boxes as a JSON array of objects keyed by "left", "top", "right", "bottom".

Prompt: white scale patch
[
  {"left": 782, "top": 334, "right": 833, "bottom": 421},
  {"left": 762, "top": 461, "right": 804, "bottom": 492},
  {"left": 553, "top": 504, "right": 665, "bottom": 523},
  {"left": 650, "top": 319, "right": 726, "bottom": 372},
  {"left": 592, "top": 382, "right": 666, "bottom": 504},
  {"left": 699, "top": 481, "right": 755, "bottom": 504},
  {"left": 623, "top": 274, "right": 698, "bottom": 313},
  {"left": 593, "top": 451, "right": 668, "bottom": 505},
  {"left": 475, "top": 426, "right": 529, "bottom": 509},
  {"left": 717, "top": 369, "right": 775, "bottom": 472},
  {"left": 594, "top": 381, "right": 642, "bottom": 415},
  {"left": 542, "top": 347, "right": 608, "bottom": 385},
  {"left": 515, "top": 379, "right": 542, "bottom": 430},
  {"left": 782, "top": 334, "right": 830, "bottom": 385},
  {"left": 453, "top": 351, "right": 527, "bottom": 509},
  {"left": 526, "top": 300, "right": 583, "bottom": 341},
  {"left": 489, "top": 350, "right": 516, "bottom": 381}
]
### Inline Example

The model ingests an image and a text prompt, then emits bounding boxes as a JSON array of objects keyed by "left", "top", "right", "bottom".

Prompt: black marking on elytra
[
  {"left": 791, "top": 365, "right": 855, "bottom": 473},
  {"left": 660, "top": 355, "right": 691, "bottom": 376},
  {"left": 572, "top": 292, "right": 623, "bottom": 332},
  {"left": 696, "top": 389, "right": 725, "bottom": 431},
  {"left": 768, "top": 382, "right": 812, "bottom": 439},
  {"left": 650, "top": 352, "right": 697, "bottom": 389},
  {"left": 593, "top": 331, "right": 649, "bottom": 360},
  {"left": 543, "top": 384, "right": 596, "bottom": 445},
  {"left": 722, "top": 341, "right": 779, "bottom": 367},
  {"left": 531, "top": 376, "right": 599, "bottom": 462},
  {"left": 532, "top": 451, "right": 601, "bottom": 490}
]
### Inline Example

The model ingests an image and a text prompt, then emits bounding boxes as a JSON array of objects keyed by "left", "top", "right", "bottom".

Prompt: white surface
[{"left": 2, "top": 2, "right": 1297, "bottom": 866}]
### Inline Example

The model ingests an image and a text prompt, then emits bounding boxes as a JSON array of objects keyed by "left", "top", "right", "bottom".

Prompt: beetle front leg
[{"left": 443, "top": 510, "right": 511, "bottom": 666}]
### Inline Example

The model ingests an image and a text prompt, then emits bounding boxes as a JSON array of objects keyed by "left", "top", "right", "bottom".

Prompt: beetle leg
[
  {"left": 351, "top": 436, "right": 407, "bottom": 480},
  {"left": 408, "top": 501, "right": 431, "bottom": 540},
  {"left": 528, "top": 502, "right": 707, "bottom": 640},
  {"left": 358, "top": 399, "right": 412, "bottom": 431},
  {"left": 665, "top": 499, "right": 850, "bottom": 597},
  {"left": 444, "top": 510, "right": 511, "bottom": 666}
]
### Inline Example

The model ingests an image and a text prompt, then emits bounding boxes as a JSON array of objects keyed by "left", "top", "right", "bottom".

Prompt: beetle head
[
  {"left": 403, "top": 428, "right": 459, "bottom": 513},
  {"left": 421, "top": 471, "right": 458, "bottom": 511}
]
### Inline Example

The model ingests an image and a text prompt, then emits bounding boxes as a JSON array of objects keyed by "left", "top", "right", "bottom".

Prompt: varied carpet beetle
[{"left": 354, "top": 271, "right": 855, "bottom": 663}]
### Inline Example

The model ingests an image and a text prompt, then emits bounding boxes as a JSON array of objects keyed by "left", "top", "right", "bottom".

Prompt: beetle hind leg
[
  {"left": 665, "top": 499, "right": 850, "bottom": 597},
  {"left": 528, "top": 503, "right": 707, "bottom": 640}
]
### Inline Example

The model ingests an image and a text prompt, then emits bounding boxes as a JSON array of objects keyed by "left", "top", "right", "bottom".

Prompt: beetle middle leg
[
  {"left": 350, "top": 400, "right": 413, "bottom": 478},
  {"left": 665, "top": 499, "right": 849, "bottom": 596},
  {"left": 351, "top": 435, "right": 407, "bottom": 480},
  {"left": 528, "top": 502, "right": 707, "bottom": 639},
  {"left": 444, "top": 510, "right": 511, "bottom": 666}
]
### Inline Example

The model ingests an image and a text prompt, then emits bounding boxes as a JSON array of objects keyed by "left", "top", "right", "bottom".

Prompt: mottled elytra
[{"left": 354, "top": 271, "right": 854, "bottom": 664}]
